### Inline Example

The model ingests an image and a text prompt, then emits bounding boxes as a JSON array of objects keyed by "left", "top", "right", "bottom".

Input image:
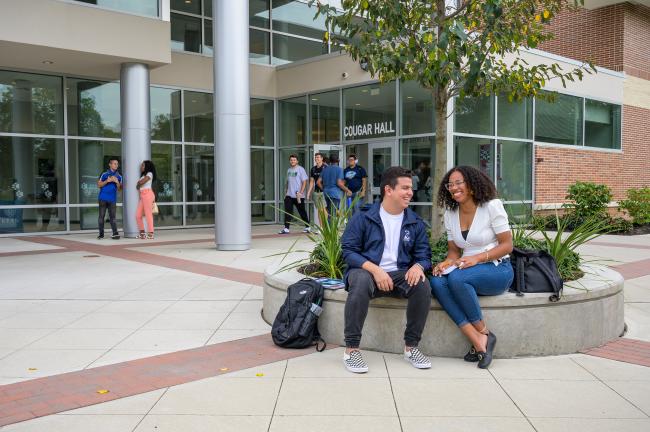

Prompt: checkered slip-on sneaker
[
  {"left": 343, "top": 350, "right": 369, "bottom": 374},
  {"left": 404, "top": 347, "right": 432, "bottom": 369}
]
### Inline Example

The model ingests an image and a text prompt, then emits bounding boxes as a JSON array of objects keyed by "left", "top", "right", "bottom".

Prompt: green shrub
[
  {"left": 619, "top": 187, "right": 650, "bottom": 225},
  {"left": 609, "top": 217, "right": 633, "bottom": 233},
  {"left": 429, "top": 232, "right": 448, "bottom": 266},
  {"left": 564, "top": 181, "right": 612, "bottom": 222}
]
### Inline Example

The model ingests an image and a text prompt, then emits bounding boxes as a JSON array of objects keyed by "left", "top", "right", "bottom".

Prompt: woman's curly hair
[{"left": 437, "top": 166, "right": 497, "bottom": 210}]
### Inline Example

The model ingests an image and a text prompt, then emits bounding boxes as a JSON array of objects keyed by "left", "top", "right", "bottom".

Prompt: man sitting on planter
[{"left": 341, "top": 166, "right": 432, "bottom": 373}]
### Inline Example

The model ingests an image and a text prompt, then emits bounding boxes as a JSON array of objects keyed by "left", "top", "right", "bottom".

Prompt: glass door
[
  {"left": 368, "top": 141, "right": 397, "bottom": 202},
  {"left": 312, "top": 144, "right": 343, "bottom": 168}
]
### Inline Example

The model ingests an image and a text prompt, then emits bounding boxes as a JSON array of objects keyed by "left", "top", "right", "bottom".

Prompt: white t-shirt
[
  {"left": 443, "top": 199, "right": 510, "bottom": 261},
  {"left": 140, "top": 172, "right": 153, "bottom": 190},
  {"left": 379, "top": 205, "right": 404, "bottom": 272}
]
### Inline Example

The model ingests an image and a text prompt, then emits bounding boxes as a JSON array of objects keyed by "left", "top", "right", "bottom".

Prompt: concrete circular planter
[{"left": 263, "top": 264, "right": 625, "bottom": 358}]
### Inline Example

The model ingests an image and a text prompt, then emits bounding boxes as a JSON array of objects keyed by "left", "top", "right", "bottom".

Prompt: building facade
[{"left": 0, "top": 0, "right": 648, "bottom": 235}]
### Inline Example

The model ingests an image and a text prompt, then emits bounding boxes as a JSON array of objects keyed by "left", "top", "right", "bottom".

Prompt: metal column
[
  {"left": 120, "top": 63, "right": 151, "bottom": 238},
  {"left": 213, "top": 0, "right": 251, "bottom": 250}
]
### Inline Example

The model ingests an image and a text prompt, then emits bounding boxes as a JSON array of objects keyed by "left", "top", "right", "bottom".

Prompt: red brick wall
[
  {"left": 534, "top": 104, "right": 650, "bottom": 204},
  {"left": 539, "top": 3, "right": 650, "bottom": 79},
  {"left": 539, "top": 5, "right": 625, "bottom": 71},
  {"left": 623, "top": 4, "right": 650, "bottom": 80}
]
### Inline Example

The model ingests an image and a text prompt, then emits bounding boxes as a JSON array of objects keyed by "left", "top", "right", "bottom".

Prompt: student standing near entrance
[
  {"left": 96, "top": 158, "right": 122, "bottom": 240},
  {"left": 317, "top": 154, "right": 351, "bottom": 217},
  {"left": 307, "top": 152, "right": 326, "bottom": 222},
  {"left": 344, "top": 154, "right": 367, "bottom": 212},
  {"left": 279, "top": 154, "right": 310, "bottom": 234},
  {"left": 135, "top": 160, "right": 156, "bottom": 239}
]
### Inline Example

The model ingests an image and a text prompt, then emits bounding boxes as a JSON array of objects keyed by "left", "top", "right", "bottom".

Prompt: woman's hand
[
  {"left": 433, "top": 259, "right": 454, "bottom": 276},
  {"left": 454, "top": 254, "right": 482, "bottom": 270}
]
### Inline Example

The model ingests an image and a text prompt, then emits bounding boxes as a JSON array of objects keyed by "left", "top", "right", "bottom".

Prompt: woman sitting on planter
[{"left": 429, "top": 166, "right": 513, "bottom": 369}]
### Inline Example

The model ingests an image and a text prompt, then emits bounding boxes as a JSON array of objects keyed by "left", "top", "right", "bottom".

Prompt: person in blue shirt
[
  {"left": 97, "top": 158, "right": 122, "bottom": 239},
  {"left": 343, "top": 154, "right": 367, "bottom": 213},
  {"left": 317, "top": 154, "right": 351, "bottom": 218}
]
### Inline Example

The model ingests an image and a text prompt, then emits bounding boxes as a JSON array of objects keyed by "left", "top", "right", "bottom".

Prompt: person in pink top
[{"left": 136, "top": 160, "right": 157, "bottom": 239}]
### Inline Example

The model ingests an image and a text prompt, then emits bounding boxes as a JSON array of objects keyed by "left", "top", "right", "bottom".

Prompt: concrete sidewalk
[{"left": 0, "top": 228, "right": 649, "bottom": 431}]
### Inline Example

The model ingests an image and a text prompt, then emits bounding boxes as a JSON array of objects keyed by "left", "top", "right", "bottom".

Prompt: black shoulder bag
[{"left": 509, "top": 247, "right": 563, "bottom": 302}]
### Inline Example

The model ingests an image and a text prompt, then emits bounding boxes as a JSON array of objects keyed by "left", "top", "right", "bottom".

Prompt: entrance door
[
  {"left": 312, "top": 144, "right": 343, "bottom": 168},
  {"left": 368, "top": 141, "right": 397, "bottom": 202}
]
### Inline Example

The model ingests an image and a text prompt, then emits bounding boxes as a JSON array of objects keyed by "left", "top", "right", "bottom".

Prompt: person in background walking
[
  {"left": 136, "top": 160, "right": 156, "bottom": 239},
  {"left": 307, "top": 152, "right": 326, "bottom": 224},
  {"left": 96, "top": 158, "right": 122, "bottom": 240},
  {"left": 344, "top": 154, "right": 367, "bottom": 212},
  {"left": 279, "top": 154, "right": 310, "bottom": 234},
  {"left": 318, "top": 154, "right": 351, "bottom": 218}
]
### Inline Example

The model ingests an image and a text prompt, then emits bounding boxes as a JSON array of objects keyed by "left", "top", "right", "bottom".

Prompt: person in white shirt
[
  {"left": 430, "top": 166, "right": 514, "bottom": 369},
  {"left": 135, "top": 160, "right": 156, "bottom": 239},
  {"left": 340, "top": 167, "right": 433, "bottom": 373}
]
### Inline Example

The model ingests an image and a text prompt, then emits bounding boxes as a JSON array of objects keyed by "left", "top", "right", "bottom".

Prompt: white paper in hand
[{"left": 441, "top": 265, "right": 457, "bottom": 275}]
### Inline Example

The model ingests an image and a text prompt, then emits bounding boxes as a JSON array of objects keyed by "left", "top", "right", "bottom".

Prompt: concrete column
[
  {"left": 120, "top": 63, "right": 151, "bottom": 238},
  {"left": 213, "top": 0, "right": 251, "bottom": 250}
]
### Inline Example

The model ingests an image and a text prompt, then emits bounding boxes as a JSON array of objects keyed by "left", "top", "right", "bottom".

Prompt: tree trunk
[{"left": 431, "top": 87, "right": 448, "bottom": 239}]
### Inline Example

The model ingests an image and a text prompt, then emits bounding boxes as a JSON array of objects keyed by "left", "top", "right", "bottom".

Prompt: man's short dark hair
[
  {"left": 314, "top": 152, "right": 323, "bottom": 158},
  {"left": 289, "top": 154, "right": 298, "bottom": 160},
  {"left": 348, "top": 154, "right": 356, "bottom": 159},
  {"left": 329, "top": 154, "right": 339, "bottom": 164},
  {"left": 380, "top": 166, "right": 413, "bottom": 200},
  {"left": 108, "top": 157, "right": 119, "bottom": 164}
]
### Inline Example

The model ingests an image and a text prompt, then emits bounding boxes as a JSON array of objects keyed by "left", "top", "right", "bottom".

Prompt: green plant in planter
[
  {"left": 270, "top": 195, "right": 359, "bottom": 278},
  {"left": 429, "top": 232, "right": 448, "bottom": 266},
  {"left": 619, "top": 187, "right": 650, "bottom": 226}
]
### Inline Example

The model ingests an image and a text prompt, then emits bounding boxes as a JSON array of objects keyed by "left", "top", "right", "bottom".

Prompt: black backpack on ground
[
  {"left": 509, "top": 247, "right": 564, "bottom": 302},
  {"left": 271, "top": 278, "right": 326, "bottom": 351}
]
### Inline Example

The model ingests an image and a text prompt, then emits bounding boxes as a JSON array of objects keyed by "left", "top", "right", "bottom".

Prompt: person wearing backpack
[
  {"left": 340, "top": 166, "right": 432, "bottom": 373},
  {"left": 429, "top": 166, "right": 514, "bottom": 369}
]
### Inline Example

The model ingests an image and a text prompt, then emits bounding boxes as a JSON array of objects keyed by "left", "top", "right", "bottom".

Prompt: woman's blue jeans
[{"left": 429, "top": 260, "right": 514, "bottom": 327}]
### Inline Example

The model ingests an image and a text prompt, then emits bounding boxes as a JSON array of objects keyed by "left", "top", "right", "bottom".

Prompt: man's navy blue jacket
[{"left": 341, "top": 202, "right": 432, "bottom": 284}]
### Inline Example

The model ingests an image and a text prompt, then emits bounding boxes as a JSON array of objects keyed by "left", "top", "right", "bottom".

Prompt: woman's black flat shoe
[
  {"left": 464, "top": 347, "right": 479, "bottom": 362},
  {"left": 477, "top": 332, "right": 497, "bottom": 369}
]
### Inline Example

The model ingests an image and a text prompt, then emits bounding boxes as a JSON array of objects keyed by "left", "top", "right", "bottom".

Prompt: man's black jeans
[
  {"left": 344, "top": 268, "right": 431, "bottom": 348},
  {"left": 283, "top": 195, "right": 309, "bottom": 229},
  {"left": 98, "top": 200, "right": 118, "bottom": 237}
]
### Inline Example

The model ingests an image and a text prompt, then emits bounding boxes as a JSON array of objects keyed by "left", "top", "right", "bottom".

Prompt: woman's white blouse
[
  {"left": 443, "top": 199, "right": 511, "bottom": 261},
  {"left": 140, "top": 172, "right": 153, "bottom": 190}
]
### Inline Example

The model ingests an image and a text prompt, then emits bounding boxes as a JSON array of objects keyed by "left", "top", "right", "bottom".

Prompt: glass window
[
  {"left": 0, "top": 71, "right": 63, "bottom": 135},
  {"left": 171, "top": 0, "right": 201, "bottom": 14},
  {"left": 151, "top": 87, "right": 181, "bottom": 142},
  {"left": 250, "top": 0, "right": 270, "bottom": 28},
  {"left": 343, "top": 82, "right": 396, "bottom": 140},
  {"left": 535, "top": 92, "right": 583, "bottom": 146},
  {"left": 154, "top": 204, "right": 183, "bottom": 227},
  {"left": 251, "top": 99, "right": 274, "bottom": 147},
  {"left": 186, "top": 203, "right": 214, "bottom": 225},
  {"left": 272, "top": 0, "right": 327, "bottom": 39},
  {"left": 251, "top": 149, "right": 274, "bottom": 201},
  {"left": 171, "top": 13, "right": 202, "bottom": 53},
  {"left": 252, "top": 203, "right": 275, "bottom": 223},
  {"left": 279, "top": 96, "right": 307, "bottom": 146},
  {"left": 67, "top": 79, "right": 120, "bottom": 138},
  {"left": 0, "top": 207, "right": 66, "bottom": 234},
  {"left": 454, "top": 136, "right": 494, "bottom": 180},
  {"left": 73, "top": 0, "right": 158, "bottom": 17},
  {"left": 400, "top": 137, "right": 434, "bottom": 203},
  {"left": 0, "top": 137, "right": 65, "bottom": 205},
  {"left": 184, "top": 91, "right": 213, "bottom": 143},
  {"left": 68, "top": 140, "right": 121, "bottom": 204},
  {"left": 185, "top": 145, "right": 214, "bottom": 202},
  {"left": 152, "top": 144, "right": 183, "bottom": 203},
  {"left": 204, "top": 19, "right": 213, "bottom": 55},
  {"left": 311, "top": 90, "right": 340, "bottom": 143},
  {"left": 409, "top": 204, "right": 431, "bottom": 224},
  {"left": 401, "top": 81, "right": 434, "bottom": 136},
  {"left": 204, "top": 0, "right": 212, "bottom": 17},
  {"left": 455, "top": 96, "right": 494, "bottom": 136},
  {"left": 497, "top": 96, "right": 532, "bottom": 140},
  {"left": 69, "top": 206, "right": 122, "bottom": 231},
  {"left": 585, "top": 99, "right": 621, "bottom": 149},
  {"left": 250, "top": 29, "right": 271, "bottom": 64},
  {"left": 496, "top": 140, "right": 532, "bottom": 201},
  {"left": 272, "top": 34, "right": 328, "bottom": 65}
]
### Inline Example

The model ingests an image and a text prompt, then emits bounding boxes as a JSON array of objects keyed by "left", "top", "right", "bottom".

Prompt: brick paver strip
[
  {"left": 612, "top": 258, "right": 650, "bottom": 280},
  {"left": 582, "top": 338, "right": 650, "bottom": 368},
  {"left": 0, "top": 334, "right": 332, "bottom": 427}
]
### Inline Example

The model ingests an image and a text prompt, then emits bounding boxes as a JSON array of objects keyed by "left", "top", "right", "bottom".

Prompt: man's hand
[
  {"left": 372, "top": 267, "right": 393, "bottom": 291},
  {"left": 405, "top": 264, "right": 425, "bottom": 286},
  {"left": 455, "top": 254, "right": 482, "bottom": 270},
  {"left": 345, "top": 189, "right": 353, "bottom": 197}
]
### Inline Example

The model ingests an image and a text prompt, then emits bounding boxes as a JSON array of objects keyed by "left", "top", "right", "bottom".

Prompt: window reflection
[
  {"left": 67, "top": 79, "right": 120, "bottom": 138},
  {"left": 184, "top": 91, "right": 213, "bottom": 143},
  {"left": 151, "top": 87, "right": 182, "bottom": 142}
]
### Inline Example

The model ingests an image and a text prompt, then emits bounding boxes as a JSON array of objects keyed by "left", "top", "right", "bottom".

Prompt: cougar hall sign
[{"left": 343, "top": 121, "right": 395, "bottom": 138}]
